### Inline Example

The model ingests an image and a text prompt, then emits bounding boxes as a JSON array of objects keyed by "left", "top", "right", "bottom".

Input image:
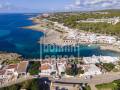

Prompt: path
[
  {"left": 1, "top": 72, "right": 120, "bottom": 89},
  {"left": 50, "top": 72, "right": 120, "bottom": 90},
  {"left": 89, "top": 84, "right": 97, "bottom": 90}
]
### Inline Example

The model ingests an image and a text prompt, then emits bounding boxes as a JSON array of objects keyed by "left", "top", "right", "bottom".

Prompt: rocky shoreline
[
  {"left": 25, "top": 16, "right": 120, "bottom": 53},
  {"left": 100, "top": 45, "right": 120, "bottom": 53},
  {"left": 25, "top": 17, "right": 65, "bottom": 46},
  {"left": 0, "top": 52, "right": 22, "bottom": 62}
]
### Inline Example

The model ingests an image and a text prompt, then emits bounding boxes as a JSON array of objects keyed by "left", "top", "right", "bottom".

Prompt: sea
[{"left": 0, "top": 13, "right": 120, "bottom": 59}]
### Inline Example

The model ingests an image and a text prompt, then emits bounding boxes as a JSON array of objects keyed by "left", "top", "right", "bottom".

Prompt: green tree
[{"left": 103, "top": 63, "right": 115, "bottom": 72}]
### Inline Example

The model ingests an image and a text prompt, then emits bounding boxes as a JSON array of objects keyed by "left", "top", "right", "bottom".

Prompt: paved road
[
  {"left": 51, "top": 83, "right": 81, "bottom": 90},
  {"left": 1, "top": 72, "right": 120, "bottom": 90},
  {"left": 89, "top": 84, "right": 97, "bottom": 90},
  {"left": 50, "top": 72, "right": 120, "bottom": 90}
]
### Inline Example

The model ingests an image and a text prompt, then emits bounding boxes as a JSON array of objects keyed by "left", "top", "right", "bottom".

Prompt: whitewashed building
[
  {"left": 77, "top": 17, "right": 120, "bottom": 25},
  {"left": 39, "top": 59, "right": 66, "bottom": 76},
  {"left": 99, "top": 56, "right": 119, "bottom": 63},
  {"left": 83, "top": 64, "right": 102, "bottom": 76},
  {"left": 83, "top": 55, "right": 119, "bottom": 64},
  {"left": 97, "top": 36, "right": 117, "bottom": 44},
  {"left": 83, "top": 55, "right": 100, "bottom": 64}
]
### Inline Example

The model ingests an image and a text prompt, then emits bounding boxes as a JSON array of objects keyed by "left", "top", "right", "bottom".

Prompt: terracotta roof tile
[{"left": 40, "top": 64, "right": 51, "bottom": 70}]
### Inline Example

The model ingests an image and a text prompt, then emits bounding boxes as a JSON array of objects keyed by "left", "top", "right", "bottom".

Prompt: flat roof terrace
[{"left": 17, "top": 61, "right": 28, "bottom": 74}]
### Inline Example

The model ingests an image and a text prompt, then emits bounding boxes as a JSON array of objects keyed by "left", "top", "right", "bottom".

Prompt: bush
[
  {"left": 83, "top": 85, "right": 91, "bottom": 90},
  {"left": 102, "top": 63, "right": 115, "bottom": 72},
  {"left": 0, "top": 79, "right": 40, "bottom": 90},
  {"left": 66, "top": 64, "right": 84, "bottom": 76},
  {"left": 28, "top": 61, "right": 40, "bottom": 75},
  {"left": 96, "top": 80, "right": 120, "bottom": 90}
]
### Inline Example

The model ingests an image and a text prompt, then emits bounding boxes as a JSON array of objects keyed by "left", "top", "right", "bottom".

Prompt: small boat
[{"left": 88, "top": 44, "right": 92, "bottom": 47}]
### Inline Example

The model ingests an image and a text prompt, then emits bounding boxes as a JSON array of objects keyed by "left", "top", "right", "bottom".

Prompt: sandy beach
[
  {"left": 24, "top": 17, "right": 64, "bottom": 45},
  {"left": 24, "top": 25, "right": 47, "bottom": 33},
  {"left": 39, "top": 29, "right": 64, "bottom": 45}
]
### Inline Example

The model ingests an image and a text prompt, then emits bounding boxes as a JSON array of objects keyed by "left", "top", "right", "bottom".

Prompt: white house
[
  {"left": 39, "top": 60, "right": 58, "bottom": 76},
  {"left": 6, "top": 64, "right": 18, "bottom": 77},
  {"left": 57, "top": 62, "right": 66, "bottom": 75},
  {"left": 0, "top": 70, "right": 7, "bottom": 80},
  {"left": 39, "top": 59, "right": 67, "bottom": 76},
  {"left": 97, "top": 36, "right": 116, "bottom": 44},
  {"left": 99, "top": 56, "right": 119, "bottom": 63},
  {"left": 83, "top": 55, "right": 119, "bottom": 64},
  {"left": 83, "top": 64, "right": 102, "bottom": 76},
  {"left": 83, "top": 55, "right": 100, "bottom": 64},
  {"left": 39, "top": 63, "right": 53, "bottom": 76},
  {"left": 0, "top": 69, "right": 17, "bottom": 84},
  {"left": 114, "top": 41, "right": 120, "bottom": 46}
]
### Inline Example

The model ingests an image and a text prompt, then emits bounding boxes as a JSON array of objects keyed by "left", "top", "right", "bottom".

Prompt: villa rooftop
[
  {"left": 6, "top": 64, "right": 18, "bottom": 70},
  {"left": 0, "top": 70, "right": 6, "bottom": 75},
  {"left": 40, "top": 64, "right": 51, "bottom": 70},
  {"left": 17, "top": 61, "right": 28, "bottom": 73}
]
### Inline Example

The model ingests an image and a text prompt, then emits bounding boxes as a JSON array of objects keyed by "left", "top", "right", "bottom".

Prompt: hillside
[{"left": 47, "top": 9, "right": 120, "bottom": 36}]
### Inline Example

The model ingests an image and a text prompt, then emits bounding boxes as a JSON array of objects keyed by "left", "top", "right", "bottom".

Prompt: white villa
[
  {"left": 99, "top": 56, "right": 119, "bottom": 63},
  {"left": 83, "top": 55, "right": 119, "bottom": 64},
  {"left": 114, "top": 41, "right": 120, "bottom": 47},
  {"left": 97, "top": 36, "right": 117, "bottom": 44},
  {"left": 39, "top": 59, "right": 66, "bottom": 76},
  {"left": 52, "top": 21, "right": 118, "bottom": 45},
  {"left": 0, "top": 61, "right": 28, "bottom": 85},
  {"left": 63, "top": 31, "right": 117, "bottom": 45},
  {"left": 77, "top": 33, "right": 97, "bottom": 44},
  {"left": 83, "top": 64, "right": 102, "bottom": 76},
  {"left": 39, "top": 63, "right": 55, "bottom": 76},
  {"left": 83, "top": 55, "right": 100, "bottom": 64},
  {"left": 0, "top": 64, "right": 18, "bottom": 84}
]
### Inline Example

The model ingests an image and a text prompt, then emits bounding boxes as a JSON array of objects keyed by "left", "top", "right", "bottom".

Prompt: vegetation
[
  {"left": 66, "top": 59, "right": 84, "bottom": 76},
  {"left": 83, "top": 85, "right": 91, "bottom": 90},
  {"left": 28, "top": 61, "right": 40, "bottom": 75},
  {"left": 48, "top": 10, "right": 120, "bottom": 36},
  {"left": 112, "top": 62, "right": 120, "bottom": 72},
  {"left": 0, "top": 78, "right": 90, "bottom": 90},
  {"left": 102, "top": 63, "right": 115, "bottom": 72},
  {"left": 66, "top": 63, "right": 84, "bottom": 76},
  {"left": 2, "top": 59, "right": 20, "bottom": 65},
  {"left": 68, "top": 58, "right": 83, "bottom": 64},
  {"left": 0, "top": 79, "right": 50, "bottom": 90},
  {"left": 96, "top": 80, "right": 120, "bottom": 90}
]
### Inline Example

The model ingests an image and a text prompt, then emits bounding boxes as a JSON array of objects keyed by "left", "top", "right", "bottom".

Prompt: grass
[
  {"left": 96, "top": 80, "right": 120, "bottom": 90},
  {"left": 84, "top": 85, "right": 91, "bottom": 90},
  {"left": 102, "top": 63, "right": 115, "bottom": 72},
  {"left": 3, "top": 59, "right": 20, "bottom": 65},
  {"left": 96, "top": 83, "right": 115, "bottom": 90}
]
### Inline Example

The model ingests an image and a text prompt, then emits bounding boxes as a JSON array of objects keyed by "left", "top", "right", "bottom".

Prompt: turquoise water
[
  {"left": 0, "top": 14, "right": 119, "bottom": 59},
  {"left": 0, "top": 30, "right": 10, "bottom": 37}
]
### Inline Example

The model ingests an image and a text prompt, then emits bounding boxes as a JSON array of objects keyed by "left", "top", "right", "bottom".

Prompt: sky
[{"left": 0, "top": 0, "right": 120, "bottom": 13}]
